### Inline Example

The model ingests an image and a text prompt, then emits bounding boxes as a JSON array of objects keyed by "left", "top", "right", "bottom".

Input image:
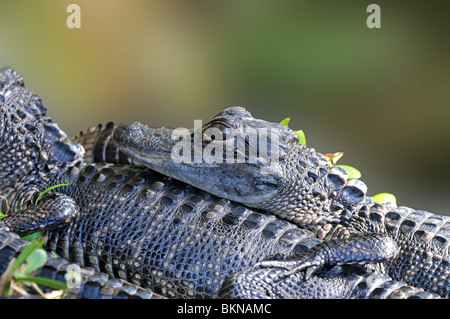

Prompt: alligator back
[
  {"left": 382, "top": 206, "right": 450, "bottom": 296},
  {"left": 74, "top": 119, "right": 450, "bottom": 298},
  {"left": 45, "top": 163, "right": 321, "bottom": 298}
]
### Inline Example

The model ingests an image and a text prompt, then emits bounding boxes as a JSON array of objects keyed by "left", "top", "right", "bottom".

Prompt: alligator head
[
  {"left": 112, "top": 107, "right": 305, "bottom": 205},
  {"left": 111, "top": 106, "right": 373, "bottom": 239},
  {"left": 0, "top": 67, "right": 84, "bottom": 190}
]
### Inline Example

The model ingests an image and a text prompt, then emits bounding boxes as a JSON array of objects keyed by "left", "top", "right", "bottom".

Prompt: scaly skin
[
  {"left": 101, "top": 107, "right": 450, "bottom": 298},
  {"left": 0, "top": 226, "right": 157, "bottom": 299},
  {"left": 0, "top": 66, "right": 324, "bottom": 298},
  {"left": 219, "top": 265, "right": 440, "bottom": 299},
  {"left": 0, "top": 66, "right": 447, "bottom": 298}
]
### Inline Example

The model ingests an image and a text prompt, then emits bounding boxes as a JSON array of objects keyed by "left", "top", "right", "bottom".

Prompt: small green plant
[
  {"left": 20, "top": 231, "right": 43, "bottom": 241},
  {"left": 0, "top": 186, "right": 71, "bottom": 298},
  {"left": 323, "top": 153, "right": 361, "bottom": 180},
  {"left": 284, "top": 115, "right": 398, "bottom": 204},
  {"left": 294, "top": 130, "right": 306, "bottom": 146},
  {"left": 35, "top": 183, "right": 70, "bottom": 205},
  {"left": 323, "top": 152, "right": 344, "bottom": 165},
  {"left": 280, "top": 117, "right": 306, "bottom": 145},
  {"left": 279, "top": 117, "right": 291, "bottom": 127},
  {"left": 0, "top": 236, "right": 67, "bottom": 298}
]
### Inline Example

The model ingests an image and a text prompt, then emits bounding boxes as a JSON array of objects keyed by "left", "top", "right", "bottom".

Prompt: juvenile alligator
[
  {"left": 0, "top": 66, "right": 353, "bottom": 298},
  {"left": 0, "top": 66, "right": 447, "bottom": 298},
  {"left": 89, "top": 100, "right": 450, "bottom": 297}
]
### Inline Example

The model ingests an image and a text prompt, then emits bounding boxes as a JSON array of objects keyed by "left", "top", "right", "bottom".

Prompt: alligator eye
[{"left": 202, "top": 122, "right": 234, "bottom": 142}]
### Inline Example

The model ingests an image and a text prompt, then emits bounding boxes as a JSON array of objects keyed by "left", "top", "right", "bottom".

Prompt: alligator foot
[
  {"left": 220, "top": 265, "right": 441, "bottom": 299},
  {"left": 0, "top": 193, "right": 79, "bottom": 235},
  {"left": 254, "top": 233, "right": 399, "bottom": 279}
]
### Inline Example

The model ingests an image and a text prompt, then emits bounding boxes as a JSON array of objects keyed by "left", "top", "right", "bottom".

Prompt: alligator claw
[
  {"left": 0, "top": 192, "right": 80, "bottom": 235},
  {"left": 253, "top": 233, "right": 399, "bottom": 279}
]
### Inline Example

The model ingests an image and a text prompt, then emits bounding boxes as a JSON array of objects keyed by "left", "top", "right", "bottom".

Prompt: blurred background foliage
[{"left": 0, "top": 0, "right": 449, "bottom": 215}]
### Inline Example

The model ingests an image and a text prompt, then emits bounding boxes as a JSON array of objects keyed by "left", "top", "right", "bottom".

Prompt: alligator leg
[
  {"left": 253, "top": 233, "right": 399, "bottom": 279},
  {"left": 219, "top": 265, "right": 441, "bottom": 299},
  {"left": 0, "top": 193, "right": 79, "bottom": 235}
]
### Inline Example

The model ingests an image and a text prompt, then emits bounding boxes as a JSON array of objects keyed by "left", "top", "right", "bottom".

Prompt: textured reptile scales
[
  {"left": 0, "top": 66, "right": 448, "bottom": 299},
  {"left": 104, "top": 106, "right": 450, "bottom": 298}
]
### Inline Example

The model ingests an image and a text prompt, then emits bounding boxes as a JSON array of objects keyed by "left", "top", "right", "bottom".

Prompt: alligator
[
  {"left": 0, "top": 225, "right": 160, "bottom": 299},
  {"left": 105, "top": 106, "right": 450, "bottom": 298},
  {"left": 0, "top": 226, "right": 436, "bottom": 300},
  {"left": 0, "top": 66, "right": 448, "bottom": 299}
]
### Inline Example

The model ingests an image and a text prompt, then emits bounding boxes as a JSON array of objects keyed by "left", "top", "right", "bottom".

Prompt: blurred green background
[{"left": 0, "top": 1, "right": 449, "bottom": 215}]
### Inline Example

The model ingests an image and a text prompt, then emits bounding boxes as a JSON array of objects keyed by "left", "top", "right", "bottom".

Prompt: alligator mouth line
[
  {"left": 113, "top": 121, "right": 284, "bottom": 166},
  {"left": 112, "top": 120, "right": 282, "bottom": 205}
]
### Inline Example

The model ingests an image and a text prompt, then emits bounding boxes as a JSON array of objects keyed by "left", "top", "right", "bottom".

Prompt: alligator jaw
[{"left": 112, "top": 121, "right": 282, "bottom": 205}]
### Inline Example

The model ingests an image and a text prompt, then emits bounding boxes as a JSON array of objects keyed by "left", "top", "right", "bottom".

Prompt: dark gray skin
[
  {"left": 107, "top": 107, "right": 450, "bottom": 298},
  {"left": 0, "top": 65, "right": 405, "bottom": 299},
  {"left": 219, "top": 265, "right": 440, "bottom": 299},
  {"left": 111, "top": 108, "right": 384, "bottom": 239},
  {"left": 0, "top": 66, "right": 447, "bottom": 298}
]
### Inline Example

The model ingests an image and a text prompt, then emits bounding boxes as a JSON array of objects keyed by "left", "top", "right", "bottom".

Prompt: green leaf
[
  {"left": 20, "top": 232, "right": 43, "bottom": 241},
  {"left": 280, "top": 117, "right": 306, "bottom": 145},
  {"left": 294, "top": 130, "right": 306, "bottom": 145},
  {"left": 280, "top": 117, "right": 291, "bottom": 127},
  {"left": 324, "top": 152, "right": 344, "bottom": 165},
  {"left": 14, "top": 276, "right": 67, "bottom": 290},
  {"left": 35, "top": 183, "right": 70, "bottom": 206},
  {"left": 23, "top": 248, "right": 47, "bottom": 275},
  {"left": 12, "top": 237, "right": 46, "bottom": 274},
  {"left": 334, "top": 165, "right": 361, "bottom": 180},
  {"left": 373, "top": 193, "right": 397, "bottom": 205},
  {"left": 0, "top": 213, "right": 7, "bottom": 219},
  {"left": 2, "top": 281, "right": 11, "bottom": 296}
]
